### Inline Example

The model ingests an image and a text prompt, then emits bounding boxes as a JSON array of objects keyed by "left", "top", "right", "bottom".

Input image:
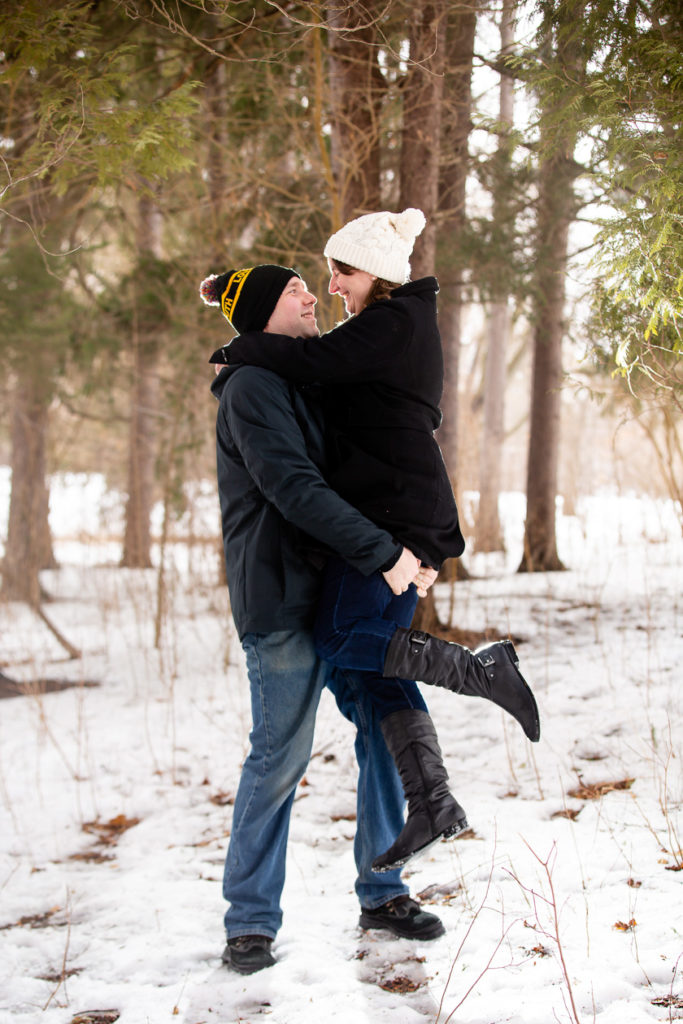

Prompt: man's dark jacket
[
  {"left": 222, "top": 278, "right": 465, "bottom": 568},
  {"left": 211, "top": 364, "right": 400, "bottom": 638}
]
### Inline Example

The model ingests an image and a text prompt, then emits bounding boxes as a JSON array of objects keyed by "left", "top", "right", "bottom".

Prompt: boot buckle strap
[
  {"left": 477, "top": 651, "right": 496, "bottom": 679},
  {"left": 408, "top": 630, "right": 429, "bottom": 654}
]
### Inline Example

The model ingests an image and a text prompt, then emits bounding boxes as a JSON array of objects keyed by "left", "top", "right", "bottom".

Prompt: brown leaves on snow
[{"left": 567, "top": 778, "right": 635, "bottom": 800}]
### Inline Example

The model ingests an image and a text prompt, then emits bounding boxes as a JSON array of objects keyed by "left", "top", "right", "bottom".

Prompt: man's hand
[
  {"left": 414, "top": 565, "right": 438, "bottom": 598},
  {"left": 382, "top": 547, "right": 420, "bottom": 595}
]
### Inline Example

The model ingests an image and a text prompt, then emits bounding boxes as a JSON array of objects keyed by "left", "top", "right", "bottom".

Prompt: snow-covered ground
[{"left": 0, "top": 474, "right": 681, "bottom": 1024}]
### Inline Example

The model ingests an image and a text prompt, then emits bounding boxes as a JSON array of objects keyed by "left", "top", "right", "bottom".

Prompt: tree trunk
[
  {"left": 326, "top": 0, "right": 384, "bottom": 223},
  {"left": 474, "top": 0, "right": 515, "bottom": 553},
  {"left": 434, "top": 1, "right": 479, "bottom": 478},
  {"left": 518, "top": 138, "right": 581, "bottom": 569},
  {"left": 2, "top": 375, "right": 55, "bottom": 605},
  {"left": 202, "top": 55, "right": 234, "bottom": 584},
  {"left": 398, "top": 0, "right": 446, "bottom": 275},
  {"left": 399, "top": 0, "right": 475, "bottom": 632},
  {"left": 121, "top": 193, "right": 163, "bottom": 568},
  {"left": 518, "top": 149, "right": 572, "bottom": 572},
  {"left": 518, "top": 13, "right": 584, "bottom": 573},
  {"left": 476, "top": 302, "right": 508, "bottom": 551},
  {"left": 431, "top": 0, "right": 478, "bottom": 594},
  {"left": 204, "top": 57, "right": 229, "bottom": 266}
]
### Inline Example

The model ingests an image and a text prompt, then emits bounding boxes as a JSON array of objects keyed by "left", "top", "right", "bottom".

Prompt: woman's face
[{"left": 328, "top": 260, "right": 376, "bottom": 316}]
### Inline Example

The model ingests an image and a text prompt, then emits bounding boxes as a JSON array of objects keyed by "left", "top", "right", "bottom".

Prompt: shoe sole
[
  {"left": 358, "top": 914, "right": 445, "bottom": 941},
  {"left": 371, "top": 815, "right": 469, "bottom": 874},
  {"left": 223, "top": 954, "right": 275, "bottom": 975},
  {"left": 222, "top": 944, "right": 275, "bottom": 975}
]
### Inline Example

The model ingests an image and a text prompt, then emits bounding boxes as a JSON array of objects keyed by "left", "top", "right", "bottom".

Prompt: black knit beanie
[{"left": 199, "top": 264, "right": 301, "bottom": 333}]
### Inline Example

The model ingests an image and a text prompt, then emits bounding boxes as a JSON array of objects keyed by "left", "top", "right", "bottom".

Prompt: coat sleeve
[
  {"left": 224, "top": 302, "right": 412, "bottom": 384},
  {"left": 220, "top": 369, "right": 401, "bottom": 576}
]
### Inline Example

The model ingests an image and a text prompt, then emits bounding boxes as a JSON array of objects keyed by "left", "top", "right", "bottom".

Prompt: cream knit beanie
[{"left": 324, "top": 208, "right": 426, "bottom": 284}]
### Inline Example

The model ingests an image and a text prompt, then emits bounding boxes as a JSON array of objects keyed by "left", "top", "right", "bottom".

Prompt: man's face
[{"left": 264, "top": 277, "right": 318, "bottom": 338}]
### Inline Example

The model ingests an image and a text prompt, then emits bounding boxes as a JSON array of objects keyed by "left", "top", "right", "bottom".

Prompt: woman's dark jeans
[{"left": 313, "top": 555, "right": 428, "bottom": 720}]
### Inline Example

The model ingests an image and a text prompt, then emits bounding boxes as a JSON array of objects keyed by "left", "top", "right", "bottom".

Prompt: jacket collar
[
  {"left": 210, "top": 363, "right": 236, "bottom": 400},
  {"left": 390, "top": 276, "right": 439, "bottom": 298}
]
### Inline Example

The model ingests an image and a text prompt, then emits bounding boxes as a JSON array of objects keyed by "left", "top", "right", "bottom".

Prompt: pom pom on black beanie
[{"left": 199, "top": 264, "right": 300, "bottom": 333}]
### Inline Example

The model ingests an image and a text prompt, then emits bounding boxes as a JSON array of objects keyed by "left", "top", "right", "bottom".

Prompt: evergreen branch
[{"left": 0, "top": 87, "right": 87, "bottom": 204}]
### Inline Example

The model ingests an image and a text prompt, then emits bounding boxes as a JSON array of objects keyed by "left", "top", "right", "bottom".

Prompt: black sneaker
[
  {"left": 359, "top": 895, "right": 444, "bottom": 940},
  {"left": 222, "top": 935, "right": 275, "bottom": 974}
]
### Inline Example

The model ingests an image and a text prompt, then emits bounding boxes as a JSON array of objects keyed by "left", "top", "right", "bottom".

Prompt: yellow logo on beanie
[{"left": 220, "top": 268, "right": 253, "bottom": 324}]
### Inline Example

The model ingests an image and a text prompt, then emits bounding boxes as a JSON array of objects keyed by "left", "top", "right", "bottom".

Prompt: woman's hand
[
  {"left": 382, "top": 547, "right": 420, "bottom": 595},
  {"left": 414, "top": 565, "right": 438, "bottom": 598}
]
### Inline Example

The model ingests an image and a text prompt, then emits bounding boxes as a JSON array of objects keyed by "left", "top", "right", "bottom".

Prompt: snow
[{"left": 1, "top": 475, "right": 681, "bottom": 1024}]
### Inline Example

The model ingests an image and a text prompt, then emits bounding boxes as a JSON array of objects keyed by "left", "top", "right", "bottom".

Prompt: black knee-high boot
[
  {"left": 372, "top": 709, "right": 468, "bottom": 874},
  {"left": 383, "top": 630, "right": 541, "bottom": 742}
]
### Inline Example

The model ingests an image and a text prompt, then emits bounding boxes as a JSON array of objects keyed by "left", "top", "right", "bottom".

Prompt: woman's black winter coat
[{"left": 224, "top": 277, "right": 465, "bottom": 569}]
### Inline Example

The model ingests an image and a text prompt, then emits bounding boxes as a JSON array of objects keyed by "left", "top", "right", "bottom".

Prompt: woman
[{"left": 210, "top": 209, "right": 539, "bottom": 872}]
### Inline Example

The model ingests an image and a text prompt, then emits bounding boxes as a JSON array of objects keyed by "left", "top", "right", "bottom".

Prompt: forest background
[{"left": 0, "top": 0, "right": 681, "bottom": 638}]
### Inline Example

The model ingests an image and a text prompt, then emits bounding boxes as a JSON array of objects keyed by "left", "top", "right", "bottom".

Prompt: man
[{"left": 200, "top": 264, "right": 446, "bottom": 975}]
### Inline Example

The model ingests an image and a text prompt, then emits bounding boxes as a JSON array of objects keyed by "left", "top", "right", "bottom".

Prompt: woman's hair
[{"left": 330, "top": 259, "right": 396, "bottom": 311}]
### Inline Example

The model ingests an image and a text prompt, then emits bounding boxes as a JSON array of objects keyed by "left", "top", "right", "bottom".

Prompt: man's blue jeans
[
  {"left": 223, "top": 629, "right": 410, "bottom": 940},
  {"left": 313, "top": 556, "right": 428, "bottom": 718}
]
